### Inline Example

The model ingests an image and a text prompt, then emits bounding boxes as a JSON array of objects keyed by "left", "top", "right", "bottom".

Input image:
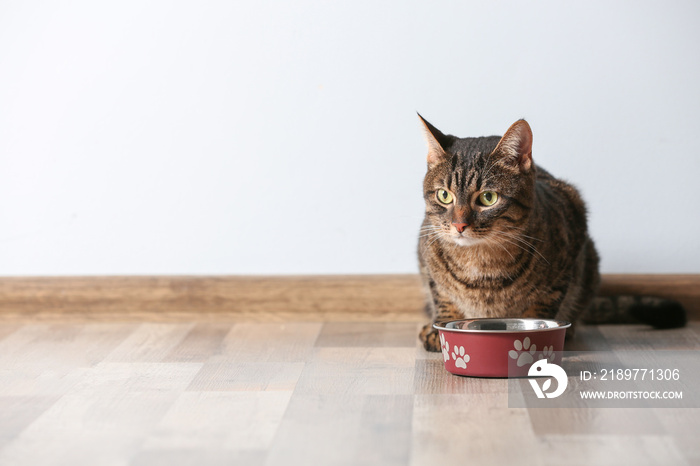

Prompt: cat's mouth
[{"left": 452, "top": 233, "right": 484, "bottom": 247}]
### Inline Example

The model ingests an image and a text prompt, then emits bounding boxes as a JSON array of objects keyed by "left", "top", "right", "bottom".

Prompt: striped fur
[{"left": 417, "top": 117, "right": 685, "bottom": 352}]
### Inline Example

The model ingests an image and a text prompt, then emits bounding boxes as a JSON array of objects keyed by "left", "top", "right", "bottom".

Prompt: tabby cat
[{"left": 417, "top": 116, "right": 686, "bottom": 352}]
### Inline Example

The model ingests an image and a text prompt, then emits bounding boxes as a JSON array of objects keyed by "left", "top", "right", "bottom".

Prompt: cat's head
[{"left": 419, "top": 115, "right": 536, "bottom": 247}]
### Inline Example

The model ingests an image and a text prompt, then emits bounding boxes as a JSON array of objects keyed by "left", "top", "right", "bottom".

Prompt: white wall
[{"left": 1, "top": 1, "right": 699, "bottom": 276}]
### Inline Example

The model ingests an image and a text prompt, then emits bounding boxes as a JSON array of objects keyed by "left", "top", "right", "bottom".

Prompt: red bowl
[{"left": 433, "top": 318, "right": 570, "bottom": 377}]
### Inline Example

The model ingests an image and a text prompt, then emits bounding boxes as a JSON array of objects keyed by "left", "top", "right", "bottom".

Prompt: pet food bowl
[{"left": 433, "top": 318, "right": 570, "bottom": 377}]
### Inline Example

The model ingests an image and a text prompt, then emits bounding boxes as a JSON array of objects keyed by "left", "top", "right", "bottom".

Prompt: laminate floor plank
[
  {"left": 536, "top": 435, "right": 688, "bottom": 466},
  {"left": 264, "top": 393, "right": 367, "bottom": 466},
  {"left": 595, "top": 324, "right": 700, "bottom": 351},
  {"left": 0, "top": 323, "right": 21, "bottom": 342},
  {"left": 265, "top": 393, "right": 415, "bottom": 466},
  {"left": 292, "top": 346, "right": 416, "bottom": 396},
  {"left": 130, "top": 449, "right": 268, "bottom": 466},
  {"left": 356, "top": 395, "right": 414, "bottom": 465},
  {"left": 315, "top": 322, "right": 418, "bottom": 348},
  {"left": 564, "top": 324, "right": 614, "bottom": 352},
  {"left": 186, "top": 359, "right": 305, "bottom": 392},
  {"left": 689, "top": 321, "right": 700, "bottom": 336},
  {"left": 220, "top": 322, "right": 322, "bottom": 362},
  {"left": 104, "top": 323, "right": 194, "bottom": 362},
  {"left": 0, "top": 362, "right": 203, "bottom": 466},
  {"left": 142, "top": 391, "right": 293, "bottom": 451},
  {"left": 0, "top": 325, "right": 64, "bottom": 367},
  {"left": 0, "top": 396, "right": 61, "bottom": 449},
  {"left": 0, "top": 323, "right": 136, "bottom": 398},
  {"left": 652, "top": 408, "right": 700, "bottom": 463},
  {"left": 162, "top": 322, "right": 233, "bottom": 362},
  {"left": 528, "top": 407, "right": 664, "bottom": 436},
  {"left": 413, "top": 357, "right": 511, "bottom": 395},
  {"left": 411, "top": 393, "right": 543, "bottom": 466},
  {"left": 1, "top": 323, "right": 135, "bottom": 370}
]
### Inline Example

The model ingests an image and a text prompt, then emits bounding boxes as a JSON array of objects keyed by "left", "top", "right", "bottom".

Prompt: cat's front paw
[{"left": 419, "top": 323, "right": 441, "bottom": 352}]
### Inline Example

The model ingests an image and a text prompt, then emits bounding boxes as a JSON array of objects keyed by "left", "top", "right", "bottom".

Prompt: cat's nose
[{"left": 452, "top": 222, "right": 468, "bottom": 233}]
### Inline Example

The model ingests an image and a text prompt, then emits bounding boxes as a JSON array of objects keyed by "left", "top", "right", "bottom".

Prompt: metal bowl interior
[{"left": 434, "top": 317, "right": 571, "bottom": 333}]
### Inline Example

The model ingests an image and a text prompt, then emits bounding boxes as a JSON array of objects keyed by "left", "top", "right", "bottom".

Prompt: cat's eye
[
  {"left": 478, "top": 191, "right": 499, "bottom": 207},
  {"left": 436, "top": 189, "right": 453, "bottom": 204}
]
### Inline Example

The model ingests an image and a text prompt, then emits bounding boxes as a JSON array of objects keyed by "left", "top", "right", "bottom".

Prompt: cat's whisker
[
  {"left": 499, "top": 225, "right": 546, "bottom": 243},
  {"left": 484, "top": 237, "right": 516, "bottom": 262},
  {"left": 495, "top": 229, "right": 546, "bottom": 253},
  {"left": 492, "top": 227, "right": 536, "bottom": 244},
  {"left": 496, "top": 233, "right": 542, "bottom": 256},
  {"left": 418, "top": 231, "right": 444, "bottom": 239},
  {"left": 517, "top": 234, "right": 545, "bottom": 243},
  {"left": 425, "top": 236, "right": 442, "bottom": 249},
  {"left": 423, "top": 231, "right": 446, "bottom": 250},
  {"left": 494, "top": 230, "right": 536, "bottom": 247},
  {"left": 489, "top": 230, "right": 550, "bottom": 265},
  {"left": 489, "top": 234, "right": 532, "bottom": 259},
  {"left": 418, "top": 226, "right": 445, "bottom": 236}
]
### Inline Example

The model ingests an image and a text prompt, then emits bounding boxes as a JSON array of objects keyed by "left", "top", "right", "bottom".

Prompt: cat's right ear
[
  {"left": 417, "top": 113, "right": 450, "bottom": 167},
  {"left": 493, "top": 119, "right": 533, "bottom": 173}
]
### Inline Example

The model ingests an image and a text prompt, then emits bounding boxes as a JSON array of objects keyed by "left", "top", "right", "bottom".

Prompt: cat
[{"left": 417, "top": 115, "right": 686, "bottom": 352}]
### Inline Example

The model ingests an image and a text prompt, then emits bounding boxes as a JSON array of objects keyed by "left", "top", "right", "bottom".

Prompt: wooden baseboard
[
  {"left": 0, "top": 275, "right": 425, "bottom": 322},
  {"left": 0, "top": 274, "right": 698, "bottom": 322}
]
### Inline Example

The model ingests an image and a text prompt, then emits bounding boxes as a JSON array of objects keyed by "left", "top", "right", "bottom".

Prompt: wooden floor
[{"left": 0, "top": 320, "right": 698, "bottom": 466}]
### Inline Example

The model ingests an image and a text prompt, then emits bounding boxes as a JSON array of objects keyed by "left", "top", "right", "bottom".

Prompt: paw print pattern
[
  {"left": 451, "top": 345, "right": 471, "bottom": 369},
  {"left": 540, "top": 345, "right": 555, "bottom": 362},
  {"left": 440, "top": 333, "right": 450, "bottom": 362},
  {"left": 508, "top": 337, "right": 537, "bottom": 367}
]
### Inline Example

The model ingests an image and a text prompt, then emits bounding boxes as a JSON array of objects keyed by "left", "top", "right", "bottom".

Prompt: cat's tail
[{"left": 582, "top": 295, "right": 687, "bottom": 329}]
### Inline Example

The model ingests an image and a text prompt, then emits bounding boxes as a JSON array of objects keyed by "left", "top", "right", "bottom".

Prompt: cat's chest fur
[{"left": 425, "top": 242, "right": 537, "bottom": 318}]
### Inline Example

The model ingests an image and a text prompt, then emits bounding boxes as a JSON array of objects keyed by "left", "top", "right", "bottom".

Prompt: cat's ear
[
  {"left": 494, "top": 119, "right": 533, "bottom": 173},
  {"left": 417, "top": 113, "right": 450, "bottom": 167}
]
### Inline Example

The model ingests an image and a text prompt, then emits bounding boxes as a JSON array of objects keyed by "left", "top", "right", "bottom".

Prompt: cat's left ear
[
  {"left": 494, "top": 119, "right": 533, "bottom": 173},
  {"left": 417, "top": 113, "right": 451, "bottom": 167}
]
